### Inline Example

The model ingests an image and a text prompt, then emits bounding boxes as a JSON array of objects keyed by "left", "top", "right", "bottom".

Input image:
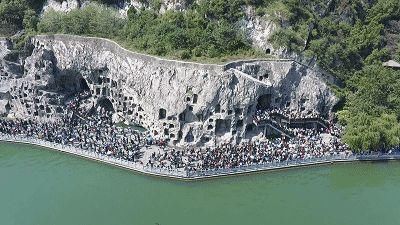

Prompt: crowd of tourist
[
  {"left": 254, "top": 108, "right": 343, "bottom": 137},
  {"left": 148, "top": 127, "right": 350, "bottom": 172},
  {"left": 0, "top": 93, "right": 351, "bottom": 174},
  {"left": 0, "top": 92, "right": 143, "bottom": 162},
  {"left": 147, "top": 107, "right": 350, "bottom": 172},
  {"left": 66, "top": 90, "right": 92, "bottom": 117},
  {"left": 254, "top": 108, "right": 322, "bottom": 122}
]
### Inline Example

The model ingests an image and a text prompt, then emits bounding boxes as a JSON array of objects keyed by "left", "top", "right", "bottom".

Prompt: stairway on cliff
[
  {"left": 227, "top": 68, "right": 272, "bottom": 87},
  {"left": 254, "top": 118, "right": 294, "bottom": 138},
  {"left": 270, "top": 112, "right": 328, "bottom": 130}
]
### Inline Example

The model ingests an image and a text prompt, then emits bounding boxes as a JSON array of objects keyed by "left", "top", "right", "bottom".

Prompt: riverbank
[{"left": 1, "top": 134, "right": 399, "bottom": 180}]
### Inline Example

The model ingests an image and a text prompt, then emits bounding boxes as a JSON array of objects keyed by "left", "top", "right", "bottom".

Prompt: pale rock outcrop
[
  {"left": 42, "top": 0, "right": 80, "bottom": 14},
  {"left": 159, "top": 0, "right": 189, "bottom": 13},
  {"left": 117, "top": 0, "right": 189, "bottom": 16},
  {"left": 238, "top": 6, "right": 277, "bottom": 55},
  {"left": 0, "top": 38, "right": 11, "bottom": 59}
]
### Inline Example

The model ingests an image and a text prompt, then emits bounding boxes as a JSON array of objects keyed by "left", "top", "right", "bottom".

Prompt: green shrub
[
  {"left": 255, "top": 7, "right": 266, "bottom": 17},
  {"left": 38, "top": 3, "right": 125, "bottom": 38}
]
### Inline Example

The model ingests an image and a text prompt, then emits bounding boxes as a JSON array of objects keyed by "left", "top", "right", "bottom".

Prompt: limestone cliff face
[
  {"left": 238, "top": 6, "right": 278, "bottom": 55},
  {"left": 0, "top": 35, "right": 337, "bottom": 147}
]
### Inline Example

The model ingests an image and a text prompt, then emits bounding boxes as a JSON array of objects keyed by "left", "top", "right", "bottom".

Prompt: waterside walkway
[{"left": 1, "top": 134, "right": 400, "bottom": 180}]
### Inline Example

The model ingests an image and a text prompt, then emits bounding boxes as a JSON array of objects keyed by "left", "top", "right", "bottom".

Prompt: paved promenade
[{"left": 1, "top": 134, "right": 400, "bottom": 180}]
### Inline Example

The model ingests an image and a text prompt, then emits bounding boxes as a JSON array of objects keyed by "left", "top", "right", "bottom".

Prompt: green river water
[{"left": 1, "top": 142, "right": 399, "bottom": 225}]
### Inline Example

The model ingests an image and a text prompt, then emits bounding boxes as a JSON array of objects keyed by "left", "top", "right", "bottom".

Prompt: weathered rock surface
[
  {"left": 0, "top": 34, "right": 338, "bottom": 147},
  {"left": 42, "top": 0, "right": 80, "bottom": 14},
  {"left": 126, "top": 0, "right": 190, "bottom": 12},
  {"left": 238, "top": 6, "right": 277, "bottom": 55},
  {"left": 42, "top": 0, "right": 190, "bottom": 16}
]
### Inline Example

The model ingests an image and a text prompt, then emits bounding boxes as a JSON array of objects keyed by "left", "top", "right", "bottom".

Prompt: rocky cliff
[{"left": 0, "top": 34, "right": 337, "bottom": 147}]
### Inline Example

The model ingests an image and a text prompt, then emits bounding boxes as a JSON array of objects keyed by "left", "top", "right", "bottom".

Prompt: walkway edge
[{"left": 1, "top": 137, "right": 398, "bottom": 181}]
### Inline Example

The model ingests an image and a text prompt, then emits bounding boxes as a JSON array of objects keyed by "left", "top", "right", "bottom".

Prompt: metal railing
[
  {"left": 186, "top": 154, "right": 354, "bottom": 178},
  {"left": 0, "top": 134, "right": 187, "bottom": 178},
  {"left": 1, "top": 133, "right": 399, "bottom": 179},
  {"left": 186, "top": 151, "right": 400, "bottom": 178}
]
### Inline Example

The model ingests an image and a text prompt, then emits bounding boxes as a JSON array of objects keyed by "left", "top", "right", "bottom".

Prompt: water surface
[{"left": 0, "top": 142, "right": 399, "bottom": 225}]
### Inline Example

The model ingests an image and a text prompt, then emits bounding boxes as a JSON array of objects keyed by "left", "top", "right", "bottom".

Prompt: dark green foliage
[
  {"left": 195, "top": 0, "right": 245, "bottom": 22},
  {"left": 338, "top": 65, "right": 400, "bottom": 151},
  {"left": 341, "top": 113, "right": 400, "bottom": 151},
  {"left": 0, "top": 0, "right": 42, "bottom": 35},
  {"left": 345, "top": 66, "right": 400, "bottom": 118},
  {"left": 26, "top": 0, "right": 47, "bottom": 12},
  {"left": 0, "top": 0, "right": 29, "bottom": 35}
]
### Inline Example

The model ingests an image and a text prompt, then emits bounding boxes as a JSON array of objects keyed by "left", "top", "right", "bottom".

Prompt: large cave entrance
[
  {"left": 55, "top": 70, "right": 92, "bottom": 94},
  {"left": 256, "top": 94, "right": 272, "bottom": 110}
]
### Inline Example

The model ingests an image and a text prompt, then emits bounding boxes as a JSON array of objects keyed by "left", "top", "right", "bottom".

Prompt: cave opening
[
  {"left": 215, "top": 104, "right": 221, "bottom": 113},
  {"left": 159, "top": 108, "right": 167, "bottom": 119},
  {"left": 193, "top": 94, "right": 198, "bottom": 104},
  {"left": 215, "top": 119, "right": 231, "bottom": 135},
  {"left": 245, "top": 124, "right": 255, "bottom": 133},
  {"left": 185, "top": 129, "right": 194, "bottom": 142},
  {"left": 97, "top": 98, "right": 114, "bottom": 112},
  {"left": 5, "top": 102, "right": 11, "bottom": 111},
  {"left": 256, "top": 94, "right": 272, "bottom": 110},
  {"left": 80, "top": 78, "right": 90, "bottom": 91},
  {"left": 55, "top": 70, "right": 92, "bottom": 95}
]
